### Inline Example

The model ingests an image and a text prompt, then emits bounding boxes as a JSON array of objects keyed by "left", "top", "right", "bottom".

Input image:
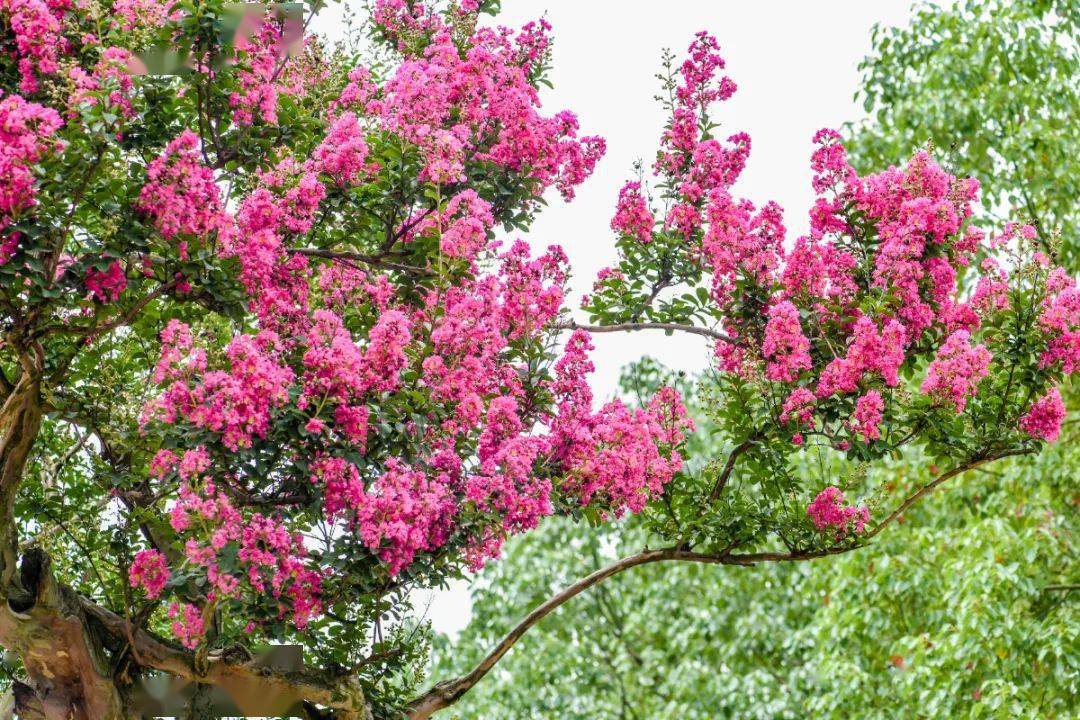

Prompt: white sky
[{"left": 312, "top": 0, "right": 916, "bottom": 636}]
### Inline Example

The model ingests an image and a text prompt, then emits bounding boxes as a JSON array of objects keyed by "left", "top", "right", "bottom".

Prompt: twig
[{"left": 552, "top": 320, "right": 734, "bottom": 344}]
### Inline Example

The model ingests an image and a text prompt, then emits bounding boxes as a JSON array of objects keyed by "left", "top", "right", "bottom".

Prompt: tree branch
[
  {"left": 552, "top": 320, "right": 734, "bottom": 344},
  {"left": 80, "top": 599, "right": 370, "bottom": 718},
  {"left": 407, "top": 450, "right": 1028, "bottom": 718},
  {"left": 707, "top": 437, "right": 755, "bottom": 503},
  {"left": 861, "top": 449, "right": 1029, "bottom": 541},
  {"left": 289, "top": 247, "right": 432, "bottom": 276}
]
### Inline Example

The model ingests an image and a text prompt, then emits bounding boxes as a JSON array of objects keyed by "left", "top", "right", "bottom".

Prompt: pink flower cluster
[
  {"left": 852, "top": 391, "right": 884, "bottom": 442},
  {"left": 136, "top": 130, "right": 226, "bottom": 241},
  {"left": 413, "top": 189, "right": 495, "bottom": 261},
  {"left": 168, "top": 603, "right": 205, "bottom": 650},
  {"left": 230, "top": 15, "right": 326, "bottom": 126},
  {"left": 354, "top": 459, "right": 457, "bottom": 575},
  {"left": 0, "top": 0, "right": 69, "bottom": 93},
  {"left": 807, "top": 486, "right": 870, "bottom": 536},
  {"left": 129, "top": 549, "right": 170, "bottom": 599},
  {"left": 85, "top": 261, "right": 126, "bottom": 303},
  {"left": 368, "top": 11, "right": 604, "bottom": 198},
  {"left": 145, "top": 328, "right": 294, "bottom": 451},
  {"left": 161, "top": 471, "right": 324, "bottom": 635},
  {"left": 1019, "top": 386, "right": 1066, "bottom": 443},
  {"left": 112, "top": 0, "right": 180, "bottom": 31},
  {"left": 68, "top": 47, "right": 140, "bottom": 121},
  {"left": 551, "top": 332, "right": 692, "bottom": 518},
  {"left": 611, "top": 181, "right": 654, "bottom": 243},
  {"left": 0, "top": 91, "right": 64, "bottom": 246},
  {"left": 1038, "top": 270, "right": 1079, "bottom": 374},
  {"left": 219, "top": 159, "right": 325, "bottom": 334},
  {"left": 313, "top": 112, "right": 373, "bottom": 186},
  {"left": 920, "top": 330, "right": 992, "bottom": 413},
  {"left": 816, "top": 316, "right": 906, "bottom": 399},
  {"left": 762, "top": 300, "right": 812, "bottom": 383}
]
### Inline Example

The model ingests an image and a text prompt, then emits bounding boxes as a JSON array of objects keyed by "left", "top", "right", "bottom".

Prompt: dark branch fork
[
  {"left": 405, "top": 448, "right": 1029, "bottom": 719},
  {"left": 553, "top": 320, "right": 735, "bottom": 344}
]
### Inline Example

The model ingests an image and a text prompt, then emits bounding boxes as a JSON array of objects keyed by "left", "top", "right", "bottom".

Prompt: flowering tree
[{"left": 0, "top": 2, "right": 1075, "bottom": 719}]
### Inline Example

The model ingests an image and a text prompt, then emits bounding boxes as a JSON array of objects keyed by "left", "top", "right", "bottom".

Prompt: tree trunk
[
  {"left": 0, "top": 374, "right": 133, "bottom": 719},
  {"left": 0, "top": 373, "right": 42, "bottom": 590}
]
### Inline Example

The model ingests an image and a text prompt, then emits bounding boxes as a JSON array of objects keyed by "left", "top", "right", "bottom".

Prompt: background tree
[
  {"left": 0, "top": 1, "right": 1074, "bottom": 720},
  {"left": 847, "top": 0, "right": 1078, "bottom": 268}
]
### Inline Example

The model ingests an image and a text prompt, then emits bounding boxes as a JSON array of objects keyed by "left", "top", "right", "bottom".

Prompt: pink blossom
[
  {"left": 313, "top": 112, "right": 372, "bottom": 185},
  {"left": 762, "top": 300, "right": 812, "bottom": 383},
  {"left": 85, "top": 261, "right": 126, "bottom": 303},
  {"left": 168, "top": 602, "right": 206, "bottom": 649},
  {"left": 136, "top": 130, "right": 226, "bottom": 241},
  {"left": 0, "top": 91, "right": 64, "bottom": 230},
  {"left": 780, "top": 388, "right": 816, "bottom": 426},
  {"left": 1019, "top": 386, "right": 1066, "bottom": 443},
  {"left": 112, "top": 0, "right": 181, "bottom": 30},
  {"left": 852, "top": 391, "right": 884, "bottom": 442},
  {"left": 611, "top": 181, "right": 653, "bottom": 243},
  {"left": 355, "top": 459, "right": 457, "bottom": 575},
  {"left": 1038, "top": 277, "right": 1079, "bottom": 374},
  {"left": 807, "top": 486, "right": 870, "bottom": 536},
  {"left": 920, "top": 330, "right": 992, "bottom": 413},
  {"left": 129, "top": 549, "right": 170, "bottom": 599}
]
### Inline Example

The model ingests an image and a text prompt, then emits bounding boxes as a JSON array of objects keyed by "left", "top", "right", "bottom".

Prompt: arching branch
[{"left": 406, "top": 449, "right": 1028, "bottom": 719}]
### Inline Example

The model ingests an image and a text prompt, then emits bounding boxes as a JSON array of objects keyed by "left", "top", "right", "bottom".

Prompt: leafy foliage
[{"left": 847, "top": 0, "right": 1079, "bottom": 268}]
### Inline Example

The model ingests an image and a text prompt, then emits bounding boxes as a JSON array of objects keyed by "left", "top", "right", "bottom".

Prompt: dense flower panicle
[
  {"left": 0, "top": 91, "right": 64, "bottom": 235},
  {"left": 807, "top": 486, "right": 870, "bottom": 536},
  {"left": 779, "top": 235, "right": 858, "bottom": 305},
  {"left": 146, "top": 331, "right": 294, "bottom": 451},
  {"left": 230, "top": 15, "right": 326, "bottom": 126},
  {"left": 166, "top": 479, "right": 323, "bottom": 633},
  {"left": 677, "top": 32, "right": 736, "bottom": 114},
  {"left": 68, "top": 47, "right": 140, "bottom": 121},
  {"left": 417, "top": 189, "right": 495, "bottom": 261},
  {"left": 1019, "top": 386, "right": 1066, "bottom": 443},
  {"left": 129, "top": 549, "right": 170, "bottom": 599},
  {"left": 920, "top": 330, "right": 992, "bottom": 413},
  {"left": 85, "top": 261, "right": 126, "bottom": 302},
  {"left": 611, "top": 181, "right": 654, "bottom": 243},
  {"left": 816, "top": 317, "right": 906, "bottom": 399},
  {"left": 370, "top": 15, "right": 603, "bottom": 199},
  {"left": 219, "top": 162, "right": 326, "bottom": 334},
  {"left": 168, "top": 603, "right": 206, "bottom": 650},
  {"left": 1038, "top": 272, "right": 1079, "bottom": 374},
  {"left": 312, "top": 112, "right": 373, "bottom": 186},
  {"left": 762, "top": 300, "right": 812, "bottom": 382},
  {"left": 552, "top": 333, "right": 692, "bottom": 517},
  {"left": 0, "top": 0, "right": 69, "bottom": 93},
  {"left": 704, "top": 190, "right": 785, "bottom": 308},
  {"left": 137, "top": 130, "right": 226, "bottom": 241},
  {"left": 557, "top": 399, "right": 688, "bottom": 517},
  {"left": 852, "top": 391, "right": 884, "bottom": 442},
  {"left": 152, "top": 320, "right": 206, "bottom": 384},
  {"left": 780, "top": 388, "right": 816, "bottom": 427},
  {"left": 355, "top": 459, "right": 457, "bottom": 576},
  {"left": 112, "top": 0, "right": 181, "bottom": 30}
]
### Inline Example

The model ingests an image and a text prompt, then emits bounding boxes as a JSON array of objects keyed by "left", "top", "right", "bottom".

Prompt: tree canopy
[
  {"left": 0, "top": 1, "right": 1075, "bottom": 718},
  {"left": 847, "top": 0, "right": 1078, "bottom": 267}
]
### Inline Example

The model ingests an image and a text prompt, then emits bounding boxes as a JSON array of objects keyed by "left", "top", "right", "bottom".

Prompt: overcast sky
[{"left": 313, "top": 0, "right": 916, "bottom": 636}]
